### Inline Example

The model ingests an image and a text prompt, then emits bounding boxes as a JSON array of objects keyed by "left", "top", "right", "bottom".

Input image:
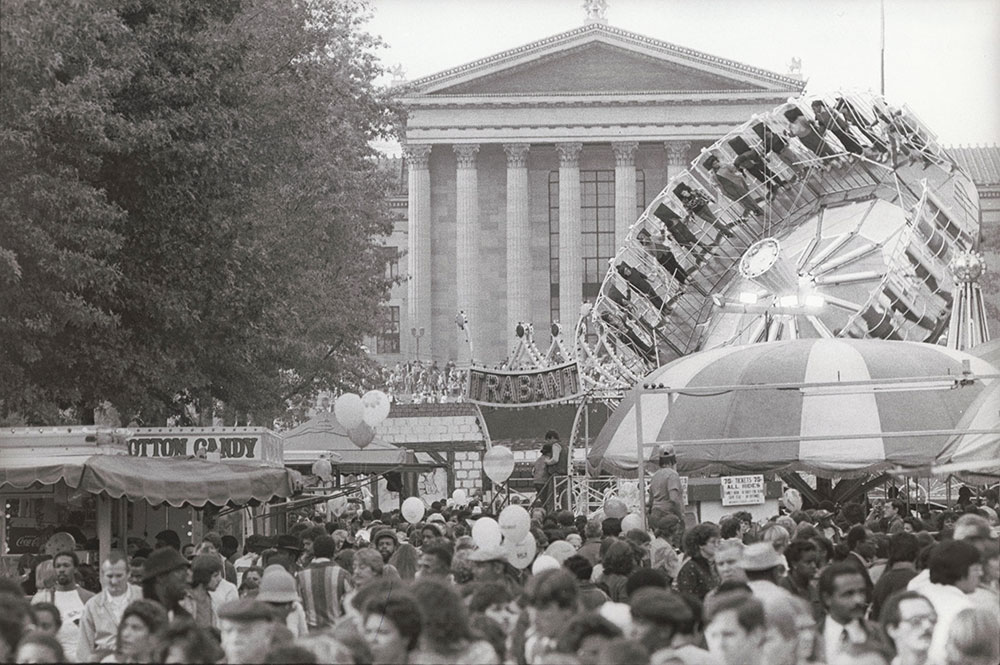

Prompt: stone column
[
  {"left": 404, "top": 144, "right": 432, "bottom": 360},
  {"left": 504, "top": 143, "right": 531, "bottom": 339},
  {"left": 454, "top": 144, "right": 480, "bottom": 364},
  {"left": 556, "top": 142, "right": 583, "bottom": 328},
  {"left": 665, "top": 140, "right": 692, "bottom": 182},
  {"left": 613, "top": 141, "right": 639, "bottom": 250}
]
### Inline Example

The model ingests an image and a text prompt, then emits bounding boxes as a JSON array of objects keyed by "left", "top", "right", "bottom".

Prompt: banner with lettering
[
  {"left": 466, "top": 362, "right": 582, "bottom": 407},
  {"left": 126, "top": 429, "right": 283, "bottom": 466}
]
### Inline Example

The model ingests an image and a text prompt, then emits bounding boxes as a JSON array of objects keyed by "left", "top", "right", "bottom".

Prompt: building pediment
[{"left": 407, "top": 23, "right": 802, "bottom": 98}]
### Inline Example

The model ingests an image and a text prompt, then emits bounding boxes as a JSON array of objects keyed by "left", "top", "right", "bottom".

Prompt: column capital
[
  {"left": 664, "top": 140, "right": 692, "bottom": 168},
  {"left": 503, "top": 143, "right": 531, "bottom": 168},
  {"left": 556, "top": 142, "right": 583, "bottom": 168},
  {"left": 453, "top": 143, "right": 480, "bottom": 168},
  {"left": 612, "top": 141, "right": 639, "bottom": 167},
  {"left": 403, "top": 144, "right": 432, "bottom": 169}
]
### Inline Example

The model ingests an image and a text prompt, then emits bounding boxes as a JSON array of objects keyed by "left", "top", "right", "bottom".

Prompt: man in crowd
[
  {"left": 911, "top": 539, "right": 982, "bottom": 664},
  {"left": 217, "top": 598, "right": 278, "bottom": 664},
  {"left": 417, "top": 539, "right": 453, "bottom": 582},
  {"left": 296, "top": 535, "right": 350, "bottom": 631},
  {"left": 31, "top": 550, "right": 95, "bottom": 661},
  {"left": 817, "top": 562, "right": 886, "bottom": 663},
  {"left": 648, "top": 444, "right": 684, "bottom": 525},
  {"left": 77, "top": 550, "right": 142, "bottom": 662},
  {"left": 871, "top": 532, "right": 920, "bottom": 620},
  {"left": 880, "top": 590, "right": 937, "bottom": 665},
  {"left": 141, "top": 547, "right": 192, "bottom": 621}
]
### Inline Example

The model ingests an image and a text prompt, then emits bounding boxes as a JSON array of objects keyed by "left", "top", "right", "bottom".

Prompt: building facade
[{"left": 376, "top": 20, "right": 805, "bottom": 366}]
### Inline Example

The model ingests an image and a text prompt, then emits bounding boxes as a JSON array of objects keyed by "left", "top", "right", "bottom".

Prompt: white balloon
[
  {"left": 498, "top": 504, "right": 530, "bottom": 544},
  {"left": 401, "top": 497, "right": 425, "bottom": 524},
  {"left": 311, "top": 458, "right": 333, "bottom": 481},
  {"left": 452, "top": 488, "right": 468, "bottom": 505},
  {"left": 334, "top": 393, "right": 364, "bottom": 430},
  {"left": 472, "top": 517, "right": 502, "bottom": 550},
  {"left": 544, "top": 540, "right": 576, "bottom": 564},
  {"left": 362, "top": 390, "right": 391, "bottom": 427},
  {"left": 531, "top": 554, "right": 560, "bottom": 574},
  {"left": 621, "top": 513, "right": 643, "bottom": 533},
  {"left": 506, "top": 532, "right": 537, "bottom": 570},
  {"left": 482, "top": 446, "right": 515, "bottom": 484},
  {"left": 604, "top": 497, "right": 628, "bottom": 519},
  {"left": 782, "top": 488, "right": 803, "bottom": 513}
]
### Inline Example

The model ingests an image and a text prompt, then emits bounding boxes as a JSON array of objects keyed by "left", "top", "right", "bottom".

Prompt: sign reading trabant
[
  {"left": 467, "top": 362, "right": 581, "bottom": 407},
  {"left": 127, "top": 428, "right": 283, "bottom": 466}
]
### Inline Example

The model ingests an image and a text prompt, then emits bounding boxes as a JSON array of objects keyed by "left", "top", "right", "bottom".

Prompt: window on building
[
  {"left": 548, "top": 169, "right": 646, "bottom": 324},
  {"left": 380, "top": 246, "right": 400, "bottom": 281},
  {"left": 376, "top": 305, "right": 400, "bottom": 354}
]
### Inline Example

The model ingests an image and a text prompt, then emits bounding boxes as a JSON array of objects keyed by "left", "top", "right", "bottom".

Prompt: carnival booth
[
  {"left": 587, "top": 338, "right": 999, "bottom": 523},
  {"left": 281, "top": 411, "right": 441, "bottom": 512},
  {"left": 0, "top": 427, "right": 296, "bottom": 571}
]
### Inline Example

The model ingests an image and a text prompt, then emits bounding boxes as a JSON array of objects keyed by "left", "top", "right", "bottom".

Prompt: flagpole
[{"left": 880, "top": 0, "right": 886, "bottom": 94}]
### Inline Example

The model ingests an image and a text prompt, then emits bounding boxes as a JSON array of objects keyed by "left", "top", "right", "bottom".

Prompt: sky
[{"left": 364, "top": 0, "right": 1000, "bottom": 153}]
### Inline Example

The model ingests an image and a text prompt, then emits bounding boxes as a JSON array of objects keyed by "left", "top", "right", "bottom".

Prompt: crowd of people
[{"left": 1, "top": 488, "right": 998, "bottom": 665}]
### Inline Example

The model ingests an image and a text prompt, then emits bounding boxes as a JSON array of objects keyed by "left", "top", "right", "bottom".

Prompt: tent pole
[
  {"left": 97, "top": 494, "right": 111, "bottom": 566},
  {"left": 634, "top": 386, "right": 648, "bottom": 531}
]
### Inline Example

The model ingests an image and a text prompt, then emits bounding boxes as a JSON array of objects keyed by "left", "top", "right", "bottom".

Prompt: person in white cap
[{"left": 255, "top": 565, "right": 308, "bottom": 637}]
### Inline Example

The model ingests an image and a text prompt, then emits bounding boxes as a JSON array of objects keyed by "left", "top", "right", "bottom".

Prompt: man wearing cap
[
  {"left": 141, "top": 547, "right": 192, "bottom": 621},
  {"left": 371, "top": 526, "right": 398, "bottom": 564},
  {"left": 648, "top": 444, "right": 684, "bottom": 526},
  {"left": 77, "top": 550, "right": 142, "bottom": 662},
  {"left": 217, "top": 598, "right": 277, "bottom": 664},
  {"left": 468, "top": 546, "right": 520, "bottom": 596},
  {"left": 740, "top": 542, "right": 794, "bottom": 606}
]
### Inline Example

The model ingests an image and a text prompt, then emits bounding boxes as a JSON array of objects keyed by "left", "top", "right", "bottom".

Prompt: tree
[{"left": 1, "top": 0, "right": 399, "bottom": 425}]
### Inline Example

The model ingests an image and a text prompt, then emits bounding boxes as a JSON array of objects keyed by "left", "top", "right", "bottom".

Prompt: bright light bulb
[
  {"left": 779, "top": 295, "right": 799, "bottom": 307},
  {"left": 737, "top": 292, "right": 759, "bottom": 304}
]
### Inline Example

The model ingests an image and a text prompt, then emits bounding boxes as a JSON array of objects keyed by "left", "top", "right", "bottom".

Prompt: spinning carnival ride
[{"left": 577, "top": 91, "right": 987, "bottom": 392}]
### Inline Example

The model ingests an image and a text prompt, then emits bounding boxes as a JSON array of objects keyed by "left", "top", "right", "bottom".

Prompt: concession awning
[{"left": 0, "top": 454, "right": 296, "bottom": 507}]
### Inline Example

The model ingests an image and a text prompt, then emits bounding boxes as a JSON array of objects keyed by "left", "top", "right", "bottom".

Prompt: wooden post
[
  {"left": 634, "top": 387, "right": 648, "bottom": 531},
  {"left": 97, "top": 494, "right": 112, "bottom": 566}
]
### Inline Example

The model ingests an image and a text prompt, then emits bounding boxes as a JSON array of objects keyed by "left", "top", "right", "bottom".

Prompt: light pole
[{"left": 410, "top": 326, "right": 425, "bottom": 362}]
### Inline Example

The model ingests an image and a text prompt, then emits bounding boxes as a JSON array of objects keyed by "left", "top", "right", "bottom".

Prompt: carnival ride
[
  {"left": 576, "top": 90, "right": 986, "bottom": 394},
  {"left": 497, "top": 91, "right": 996, "bottom": 511}
]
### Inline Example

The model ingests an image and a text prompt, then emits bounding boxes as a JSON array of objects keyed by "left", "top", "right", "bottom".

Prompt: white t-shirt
[{"left": 52, "top": 589, "right": 87, "bottom": 661}]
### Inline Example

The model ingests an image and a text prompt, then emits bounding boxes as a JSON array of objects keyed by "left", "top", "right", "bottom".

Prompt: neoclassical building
[{"left": 377, "top": 17, "right": 805, "bottom": 366}]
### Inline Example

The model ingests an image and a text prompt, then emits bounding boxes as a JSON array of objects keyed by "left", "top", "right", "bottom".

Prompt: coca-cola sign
[{"left": 7, "top": 526, "right": 46, "bottom": 554}]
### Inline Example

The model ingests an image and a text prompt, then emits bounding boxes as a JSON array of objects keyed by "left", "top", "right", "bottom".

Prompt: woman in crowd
[
  {"left": 600, "top": 540, "right": 637, "bottom": 603},
  {"left": 362, "top": 589, "right": 422, "bottom": 665},
  {"left": 676, "top": 523, "right": 721, "bottom": 601},
  {"left": 102, "top": 599, "right": 167, "bottom": 663},
  {"left": 944, "top": 607, "right": 1000, "bottom": 665},
  {"left": 409, "top": 579, "right": 498, "bottom": 664},
  {"left": 13, "top": 632, "right": 64, "bottom": 664}
]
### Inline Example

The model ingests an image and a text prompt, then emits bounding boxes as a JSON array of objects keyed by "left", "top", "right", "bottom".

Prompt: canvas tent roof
[
  {"left": 281, "top": 412, "right": 407, "bottom": 473},
  {"left": 588, "top": 339, "right": 997, "bottom": 478}
]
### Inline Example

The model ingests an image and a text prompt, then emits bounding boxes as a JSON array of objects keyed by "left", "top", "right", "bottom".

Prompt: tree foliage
[{"left": 1, "top": 0, "right": 399, "bottom": 425}]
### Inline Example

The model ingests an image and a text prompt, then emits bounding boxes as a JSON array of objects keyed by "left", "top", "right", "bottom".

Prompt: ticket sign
[{"left": 720, "top": 475, "right": 766, "bottom": 506}]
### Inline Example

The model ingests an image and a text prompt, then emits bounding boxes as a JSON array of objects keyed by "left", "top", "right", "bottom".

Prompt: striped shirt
[{"left": 295, "top": 558, "right": 350, "bottom": 630}]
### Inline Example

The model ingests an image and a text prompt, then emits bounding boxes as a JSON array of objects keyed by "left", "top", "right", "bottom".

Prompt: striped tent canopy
[
  {"left": 929, "top": 339, "right": 1000, "bottom": 479},
  {"left": 587, "top": 338, "right": 997, "bottom": 477}
]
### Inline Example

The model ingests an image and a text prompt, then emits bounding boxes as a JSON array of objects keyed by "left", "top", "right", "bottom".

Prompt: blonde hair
[{"left": 946, "top": 607, "right": 1000, "bottom": 665}]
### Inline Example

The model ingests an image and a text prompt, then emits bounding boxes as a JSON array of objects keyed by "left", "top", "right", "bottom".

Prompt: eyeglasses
[{"left": 899, "top": 615, "right": 936, "bottom": 628}]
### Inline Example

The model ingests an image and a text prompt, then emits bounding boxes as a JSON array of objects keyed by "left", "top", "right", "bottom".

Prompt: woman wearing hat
[{"left": 256, "top": 565, "right": 308, "bottom": 638}]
